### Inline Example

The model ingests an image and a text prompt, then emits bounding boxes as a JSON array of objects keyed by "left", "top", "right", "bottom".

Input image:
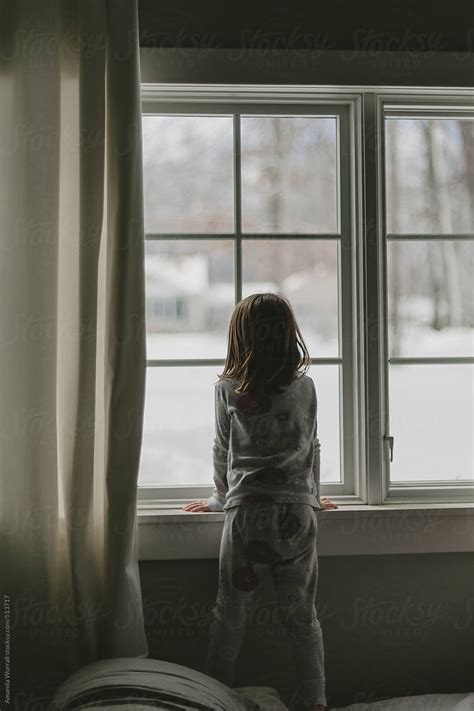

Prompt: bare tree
[
  {"left": 422, "top": 121, "right": 462, "bottom": 330},
  {"left": 458, "top": 120, "right": 474, "bottom": 328},
  {"left": 387, "top": 122, "right": 402, "bottom": 356},
  {"left": 267, "top": 118, "right": 286, "bottom": 288},
  {"left": 459, "top": 120, "right": 474, "bottom": 232},
  {"left": 430, "top": 121, "right": 463, "bottom": 327}
]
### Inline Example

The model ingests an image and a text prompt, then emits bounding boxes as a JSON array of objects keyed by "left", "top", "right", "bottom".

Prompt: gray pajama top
[{"left": 206, "top": 373, "right": 322, "bottom": 512}]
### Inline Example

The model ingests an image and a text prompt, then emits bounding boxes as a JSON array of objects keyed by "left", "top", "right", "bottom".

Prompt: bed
[
  {"left": 49, "top": 657, "right": 474, "bottom": 711},
  {"left": 48, "top": 657, "right": 279, "bottom": 710}
]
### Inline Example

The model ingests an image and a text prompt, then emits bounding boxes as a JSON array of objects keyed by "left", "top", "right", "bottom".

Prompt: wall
[
  {"left": 139, "top": 553, "right": 474, "bottom": 708},
  {"left": 138, "top": 1, "right": 472, "bottom": 53}
]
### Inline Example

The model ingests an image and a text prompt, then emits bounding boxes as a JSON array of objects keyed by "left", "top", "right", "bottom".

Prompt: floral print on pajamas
[{"left": 205, "top": 501, "right": 326, "bottom": 709}]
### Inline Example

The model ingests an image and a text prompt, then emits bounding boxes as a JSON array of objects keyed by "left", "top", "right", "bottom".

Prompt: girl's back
[{"left": 208, "top": 372, "right": 322, "bottom": 512}]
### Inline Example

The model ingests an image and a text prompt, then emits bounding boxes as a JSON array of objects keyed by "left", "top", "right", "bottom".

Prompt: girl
[{"left": 183, "top": 292, "right": 337, "bottom": 711}]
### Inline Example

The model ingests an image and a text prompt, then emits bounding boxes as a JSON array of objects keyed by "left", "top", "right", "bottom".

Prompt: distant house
[
  {"left": 145, "top": 251, "right": 335, "bottom": 338},
  {"left": 145, "top": 253, "right": 278, "bottom": 332},
  {"left": 282, "top": 265, "right": 338, "bottom": 340},
  {"left": 145, "top": 253, "right": 208, "bottom": 332}
]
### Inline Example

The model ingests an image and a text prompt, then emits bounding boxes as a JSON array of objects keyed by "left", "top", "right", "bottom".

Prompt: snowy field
[{"left": 138, "top": 329, "right": 474, "bottom": 488}]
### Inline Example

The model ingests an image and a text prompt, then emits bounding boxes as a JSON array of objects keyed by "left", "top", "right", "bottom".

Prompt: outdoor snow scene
[{"left": 139, "top": 114, "right": 473, "bottom": 490}]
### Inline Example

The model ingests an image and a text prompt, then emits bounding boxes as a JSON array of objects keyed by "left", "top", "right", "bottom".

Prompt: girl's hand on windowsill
[
  {"left": 182, "top": 499, "right": 211, "bottom": 512},
  {"left": 183, "top": 498, "right": 338, "bottom": 512},
  {"left": 321, "top": 497, "right": 338, "bottom": 510}
]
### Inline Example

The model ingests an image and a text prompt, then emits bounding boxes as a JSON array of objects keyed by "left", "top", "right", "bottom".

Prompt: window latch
[{"left": 384, "top": 435, "right": 394, "bottom": 462}]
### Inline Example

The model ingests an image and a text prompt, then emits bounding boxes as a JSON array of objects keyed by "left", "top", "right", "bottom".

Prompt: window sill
[{"left": 137, "top": 503, "right": 474, "bottom": 560}]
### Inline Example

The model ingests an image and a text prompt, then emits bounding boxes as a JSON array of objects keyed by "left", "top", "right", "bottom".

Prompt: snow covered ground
[{"left": 138, "top": 329, "right": 473, "bottom": 488}]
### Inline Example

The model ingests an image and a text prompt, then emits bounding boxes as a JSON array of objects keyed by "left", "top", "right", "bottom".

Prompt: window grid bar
[
  {"left": 386, "top": 233, "right": 474, "bottom": 241},
  {"left": 389, "top": 480, "right": 474, "bottom": 487},
  {"left": 146, "top": 358, "right": 343, "bottom": 367},
  {"left": 384, "top": 108, "right": 474, "bottom": 119},
  {"left": 389, "top": 357, "right": 474, "bottom": 365},
  {"left": 144, "top": 233, "right": 341, "bottom": 240}
]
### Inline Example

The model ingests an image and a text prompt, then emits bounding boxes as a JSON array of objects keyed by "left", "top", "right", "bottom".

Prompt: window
[
  {"left": 382, "top": 104, "right": 474, "bottom": 499},
  {"left": 138, "top": 86, "right": 473, "bottom": 507}
]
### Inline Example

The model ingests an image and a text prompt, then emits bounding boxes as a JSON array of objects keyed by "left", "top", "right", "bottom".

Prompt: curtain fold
[{"left": 0, "top": 0, "right": 149, "bottom": 702}]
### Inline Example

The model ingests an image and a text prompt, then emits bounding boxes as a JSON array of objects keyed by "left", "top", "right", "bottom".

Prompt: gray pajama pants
[{"left": 205, "top": 502, "right": 327, "bottom": 709}]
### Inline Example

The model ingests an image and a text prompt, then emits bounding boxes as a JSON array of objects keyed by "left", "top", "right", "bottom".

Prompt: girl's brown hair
[{"left": 217, "top": 292, "right": 311, "bottom": 396}]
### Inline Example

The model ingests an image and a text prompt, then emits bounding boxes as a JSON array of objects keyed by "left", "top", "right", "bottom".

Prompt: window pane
[
  {"left": 388, "top": 364, "right": 474, "bottom": 482},
  {"left": 385, "top": 118, "right": 474, "bottom": 234},
  {"left": 307, "top": 364, "right": 341, "bottom": 483},
  {"left": 242, "top": 240, "right": 339, "bottom": 357},
  {"left": 142, "top": 115, "right": 234, "bottom": 233},
  {"left": 145, "top": 240, "right": 234, "bottom": 360},
  {"left": 241, "top": 116, "right": 338, "bottom": 233},
  {"left": 139, "top": 366, "right": 219, "bottom": 487},
  {"left": 139, "top": 364, "right": 341, "bottom": 487},
  {"left": 387, "top": 240, "right": 474, "bottom": 357}
]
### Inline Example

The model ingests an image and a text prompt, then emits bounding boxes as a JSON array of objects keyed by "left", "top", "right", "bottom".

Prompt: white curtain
[{"left": 0, "top": 0, "right": 148, "bottom": 701}]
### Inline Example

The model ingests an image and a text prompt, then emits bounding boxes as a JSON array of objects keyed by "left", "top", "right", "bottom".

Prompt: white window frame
[
  {"left": 138, "top": 83, "right": 474, "bottom": 512},
  {"left": 375, "top": 94, "right": 474, "bottom": 504}
]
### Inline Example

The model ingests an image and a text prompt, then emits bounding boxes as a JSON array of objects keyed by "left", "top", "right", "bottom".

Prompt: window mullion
[
  {"left": 363, "top": 92, "right": 387, "bottom": 505},
  {"left": 338, "top": 105, "right": 359, "bottom": 499}
]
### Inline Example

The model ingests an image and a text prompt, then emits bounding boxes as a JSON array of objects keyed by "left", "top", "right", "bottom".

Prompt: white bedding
[
  {"left": 50, "top": 657, "right": 260, "bottom": 710},
  {"left": 234, "top": 686, "right": 289, "bottom": 710},
  {"left": 49, "top": 657, "right": 474, "bottom": 711},
  {"left": 331, "top": 693, "right": 474, "bottom": 711},
  {"left": 235, "top": 690, "right": 474, "bottom": 711}
]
